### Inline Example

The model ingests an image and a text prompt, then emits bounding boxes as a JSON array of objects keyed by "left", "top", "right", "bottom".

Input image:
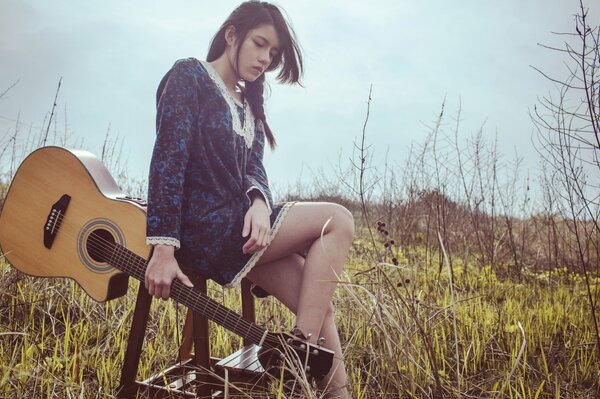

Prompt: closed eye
[{"left": 254, "top": 38, "right": 278, "bottom": 60}]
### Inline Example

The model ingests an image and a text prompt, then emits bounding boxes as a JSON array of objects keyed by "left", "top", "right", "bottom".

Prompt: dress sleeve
[
  {"left": 244, "top": 120, "right": 273, "bottom": 215},
  {"left": 146, "top": 60, "right": 199, "bottom": 249}
]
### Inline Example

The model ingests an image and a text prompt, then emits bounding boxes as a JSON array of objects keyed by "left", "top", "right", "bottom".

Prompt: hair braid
[{"left": 245, "top": 74, "right": 276, "bottom": 149}]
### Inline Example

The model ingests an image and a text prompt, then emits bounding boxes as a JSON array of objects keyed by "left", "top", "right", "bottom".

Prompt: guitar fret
[
  {"left": 131, "top": 252, "right": 143, "bottom": 280},
  {"left": 223, "top": 306, "right": 238, "bottom": 329},
  {"left": 211, "top": 299, "right": 219, "bottom": 321},
  {"left": 231, "top": 314, "right": 240, "bottom": 334},
  {"left": 245, "top": 323, "right": 253, "bottom": 343},
  {"left": 184, "top": 282, "right": 192, "bottom": 308},
  {"left": 115, "top": 246, "right": 126, "bottom": 275},
  {"left": 216, "top": 303, "right": 229, "bottom": 329},
  {"left": 116, "top": 246, "right": 123, "bottom": 270},
  {"left": 223, "top": 308, "right": 230, "bottom": 328},
  {"left": 250, "top": 326, "right": 263, "bottom": 345},
  {"left": 116, "top": 247, "right": 124, "bottom": 273},
  {"left": 130, "top": 251, "right": 145, "bottom": 280},
  {"left": 199, "top": 291, "right": 210, "bottom": 322},
  {"left": 121, "top": 247, "right": 131, "bottom": 275},
  {"left": 109, "top": 243, "right": 118, "bottom": 266},
  {"left": 122, "top": 248, "right": 134, "bottom": 278},
  {"left": 226, "top": 307, "right": 241, "bottom": 332}
]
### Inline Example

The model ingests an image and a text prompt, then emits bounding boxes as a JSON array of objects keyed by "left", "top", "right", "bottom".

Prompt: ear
[{"left": 225, "top": 25, "right": 237, "bottom": 46}]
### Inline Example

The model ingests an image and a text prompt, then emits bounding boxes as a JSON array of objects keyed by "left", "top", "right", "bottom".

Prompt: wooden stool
[{"left": 116, "top": 274, "right": 267, "bottom": 398}]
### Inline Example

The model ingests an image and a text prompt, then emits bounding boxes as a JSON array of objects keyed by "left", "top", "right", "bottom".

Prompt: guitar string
[{"left": 49, "top": 212, "right": 282, "bottom": 348}]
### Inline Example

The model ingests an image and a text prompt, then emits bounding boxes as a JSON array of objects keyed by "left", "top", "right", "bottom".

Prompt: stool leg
[
  {"left": 178, "top": 309, "right": 195, "bottom": 362},
  {"left": 189, "top": 276, "right": 212, "bottom": 397},
  {"left": 190, "top": 276, "right": 210, "bottom": 368},
  {"left": 241, "top": 279, "right": 256, "bottom": 347},
  {"left": 117, "top": 282, "right": 152, "bottom": 397}
]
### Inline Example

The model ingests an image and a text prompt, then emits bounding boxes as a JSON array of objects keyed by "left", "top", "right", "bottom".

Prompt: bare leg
[
  {"left": 248, "top": 202, "right": 354, "bottom": 398},
  {"left": 248, "top": 253, "right": 349, "bottom": 397}
]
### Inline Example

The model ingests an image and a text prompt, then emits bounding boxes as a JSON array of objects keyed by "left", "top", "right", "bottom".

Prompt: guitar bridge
[{"left": 44, "top": 194, "right": 71, "bottom": 249}]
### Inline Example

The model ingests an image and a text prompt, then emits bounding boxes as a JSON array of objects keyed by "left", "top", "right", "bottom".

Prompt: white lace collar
[{"left": 200, "top": 60, "right": 255, "bottom": 149}]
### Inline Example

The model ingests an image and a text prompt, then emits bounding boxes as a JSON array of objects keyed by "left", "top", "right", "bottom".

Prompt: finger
[
  {"left": 144, "top": 266, "right": 151, "bottom": 289},
  {"left": 250, "top": 235, "right": 264, "bottom": 253},
  {"left": 162, "top": 284, "right": 170, "bottom": 300},
  {"left": 249, "top": 229, "right": 262, "bottom": 253},
  {"left": 147, "top": 281, "right": 155, "bottom": 296},
  {"left": 177, "top": 271, "right": 194, "bottom": 288},
  {"left": 260, "top": 228, "right": 269, "bottom": 247},
  {"left": 154, "top": 284, "right": 163, "bottom": 299},
  {"left": 247, "top": 242, "right": 255, "bottom": 254},
  {"left": 259, "top": 227, "right": 269, "bottom": 247},
  {"left": 243, "top": 237, "right": 256, "bottom": 253},
  {"left": 242, "top": 212, "right": 251, "bottom": 238},
  {"left": 255, "top": 230, "right": 265, "bottom": 250}
]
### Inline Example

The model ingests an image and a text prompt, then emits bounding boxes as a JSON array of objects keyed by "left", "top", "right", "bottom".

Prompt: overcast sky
[{"left": 1, "top": 0, "right": 597, "bottom": 200}]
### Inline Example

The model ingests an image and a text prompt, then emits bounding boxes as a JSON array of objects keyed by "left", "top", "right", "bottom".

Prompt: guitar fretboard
[{"left": 106, "top": 242, "right": 274, "bottom": 347}]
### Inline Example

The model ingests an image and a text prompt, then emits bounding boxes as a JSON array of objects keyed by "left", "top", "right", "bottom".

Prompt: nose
[{"left": 258, "top": 49, "right": 271, "bottom": 65}]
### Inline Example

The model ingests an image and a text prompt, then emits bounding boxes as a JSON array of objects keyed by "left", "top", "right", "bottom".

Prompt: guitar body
[{"left": 0, "top": 146, "right": 150, "bottom": 301}]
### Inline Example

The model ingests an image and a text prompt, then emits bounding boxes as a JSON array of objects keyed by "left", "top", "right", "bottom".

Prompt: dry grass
[{"left": 0, "top": 226, "right": 598, "bottom": 398}]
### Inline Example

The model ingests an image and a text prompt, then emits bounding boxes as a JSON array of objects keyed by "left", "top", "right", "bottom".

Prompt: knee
[{"left": 332, "top": 203, "right": 354, "bottom": 243}]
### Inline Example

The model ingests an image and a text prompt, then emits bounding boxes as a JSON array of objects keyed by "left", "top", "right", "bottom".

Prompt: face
[{"left": 227, "top": 23, "right": 280, "bottom": 82}]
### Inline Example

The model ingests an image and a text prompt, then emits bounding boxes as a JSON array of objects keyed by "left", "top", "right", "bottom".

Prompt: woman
[{"left": 144, "top": 2, "right": 353, "bottom": 397}]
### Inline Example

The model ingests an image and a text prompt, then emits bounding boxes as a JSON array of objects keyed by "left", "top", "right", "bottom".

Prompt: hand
[
  {"left": 242, "top": 198, "right": 271, "bottom": 254},
  {"left": 145, "top": 244, "right": 193, "bottom": 300}
]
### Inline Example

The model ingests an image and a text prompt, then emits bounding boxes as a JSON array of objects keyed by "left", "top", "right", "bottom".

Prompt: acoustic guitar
[{"left": 0, "top": 146, "right": 333, "bottom": 380}]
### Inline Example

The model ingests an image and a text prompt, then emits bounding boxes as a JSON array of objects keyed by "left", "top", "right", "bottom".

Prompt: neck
[{"left": 209, "top": 55, "right": 240, "bottom": 93}]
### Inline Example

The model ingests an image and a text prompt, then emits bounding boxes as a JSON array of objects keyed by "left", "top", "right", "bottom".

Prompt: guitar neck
[{"left": 107, "top": 244, "right": 268, "bottom": 346}]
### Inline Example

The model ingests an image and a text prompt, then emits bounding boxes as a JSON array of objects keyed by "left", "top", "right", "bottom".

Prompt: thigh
[{"left": 258, "top": 201, "right": 352, "bottom": 266}]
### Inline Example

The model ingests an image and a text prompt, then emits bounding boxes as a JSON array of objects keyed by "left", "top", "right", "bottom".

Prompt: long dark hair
[{"left": 206, "top": 1, "right": 303, "bottom": 150}]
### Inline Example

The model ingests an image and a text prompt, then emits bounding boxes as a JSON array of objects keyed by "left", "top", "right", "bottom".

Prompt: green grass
[{"left": 0, "top": 235, "right": 599, "bottom": 398}]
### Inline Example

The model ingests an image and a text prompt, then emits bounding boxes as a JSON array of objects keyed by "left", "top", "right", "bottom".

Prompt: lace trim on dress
[
  {"left": 146, "top": 236, "right": 181, "bottom": 250},
  {"left": 200, "top": 60, "right": 255, "bottom": 149},
  {"left": 245, "top": 185, "right": 273, "bottom": 216},
  {"left": 225, "top": 201, "right": 297, "bottom": 288}
]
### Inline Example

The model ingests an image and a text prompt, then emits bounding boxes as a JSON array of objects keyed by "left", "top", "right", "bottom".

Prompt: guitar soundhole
[{"left": 87, "top": 229, "right": 116, "bottom": 264}]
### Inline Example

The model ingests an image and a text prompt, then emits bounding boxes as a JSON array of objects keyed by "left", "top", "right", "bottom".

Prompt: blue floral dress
[{"left": 146, "top": 57, "right": 295, "bottom": 288}]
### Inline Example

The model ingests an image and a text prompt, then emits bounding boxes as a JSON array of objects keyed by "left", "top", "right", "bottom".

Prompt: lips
[{"left": 252, "top": 66, "right": 263, "bottom": 75}]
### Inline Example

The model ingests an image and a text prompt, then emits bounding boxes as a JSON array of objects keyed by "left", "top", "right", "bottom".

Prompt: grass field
[{"left": 1, "top": 224, "right": 598, "bottom": 398}]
